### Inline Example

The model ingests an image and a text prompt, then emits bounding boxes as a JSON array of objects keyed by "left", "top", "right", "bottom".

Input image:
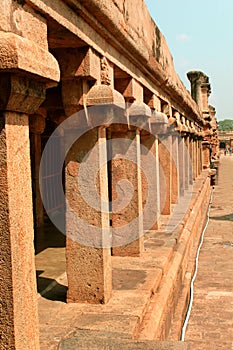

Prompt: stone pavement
[
  {"left": 36, "top": 171, "right": 212, "bottom": 349},
  {"left": 185, "top": 155, "right": 233, "bottom": 349}
]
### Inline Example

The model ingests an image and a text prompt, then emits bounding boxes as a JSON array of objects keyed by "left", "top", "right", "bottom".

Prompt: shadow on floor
[
  {"left": 210, "top": 213, "right": 233, "bottom": 221},
  {"left": 36, "top": 270, "right": 67, "bottom": 302}
]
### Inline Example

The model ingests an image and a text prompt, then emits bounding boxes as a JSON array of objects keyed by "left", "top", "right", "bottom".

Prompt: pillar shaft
[
  {"left": 184, "top": 136, "right": 190, "bottom": 189},
  {"left": 198, "top": 140, "right": 202, "bottom": 174},
  {"left": 0, "top": 112, "right": 40, "bottom": 350},
  {"left": 141, "top": 132, "right": 160, "bottom": 230},
  {"left": 66, "top": 127, "right": 112, "bottom": 303},
  {"left": 159, "top": 135, "right": 172, "bottom": 215},
  {"left": 189, "top": 137, "right": 194, "bottom": 185},
  {"left": 171, "top": 135, "right": 179, "bottom": 204},
  {"left": 29, "top": 114, "right": 46, "bottom": 228},
  {"left": 178, "top": 137, "right": 185, "bottom": 196},
  {"left": 111, "top": 128, "right": 144, "bottom": 256}
]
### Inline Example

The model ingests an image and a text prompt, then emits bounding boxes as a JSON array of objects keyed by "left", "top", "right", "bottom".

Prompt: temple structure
[{"left": 0, "top": 1, "right": 219, "bottom": 349}]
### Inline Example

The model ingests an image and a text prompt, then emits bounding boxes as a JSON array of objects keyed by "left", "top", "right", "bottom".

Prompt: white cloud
[{"left": 176, "top": 33, "right": 190, "bottom": 42}]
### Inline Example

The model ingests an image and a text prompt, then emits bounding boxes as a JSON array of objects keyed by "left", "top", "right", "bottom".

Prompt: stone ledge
[
  {"left": 0, "top": 31, "right": 60, "bottom": 85},
  {"left": 139, "top": 172, "right": 211, "bottom": 340},
  {"left": 58, "top": 329, "right": 189, "bottom": 349}
]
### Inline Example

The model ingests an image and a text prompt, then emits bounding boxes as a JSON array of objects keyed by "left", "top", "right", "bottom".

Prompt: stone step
[{"left": 58, "top": 330, "right": 189, "bottom": 350}]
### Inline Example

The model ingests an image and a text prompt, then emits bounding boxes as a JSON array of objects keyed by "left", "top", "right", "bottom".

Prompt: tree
[{"left": 218, "top": 119, "right": 233, "bottom": 131}]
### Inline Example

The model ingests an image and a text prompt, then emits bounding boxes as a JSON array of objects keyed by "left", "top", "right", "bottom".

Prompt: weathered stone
[
  {"left": 0, "top": 1, "right": 48, "bottom": 49},
  {"left": 0, "top": 112, "right": 40, "bottom": 350},
  {"left": 56, "top": 47, "right": 101, "bottom": 81},
  {"left": 159, "top": 135, "right": 172, "bottom": 215},
  {"left": 0, "top": 31, "right": 60, "bottom": 85},
  {"left": 65, "top": 127, "right": 112, "bottom": 303},
  {"left": 0, "top": 1, "right": 220, "bottom": 349},
  {"left": 171, "top": 135, "right": 179, "bottom": 204},
  {"left": 111, "top": 128, "right": 144, "bottom": 256},
  {"left": 0, "top": 73, "right": 46, "bottom": 114},
  {"left": 59, "top": 329, "right": 190, "bottom": 349},
  {"left": 141, "top": 132, "right": 160, "bottom": 230}
]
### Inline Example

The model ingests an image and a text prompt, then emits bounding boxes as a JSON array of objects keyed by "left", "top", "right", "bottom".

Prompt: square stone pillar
[
  {"left": 202, "top": 141, "right": 210, "bottom": 169},
  {"left": 190, "top": 137, "right": 194, "bottom": 181},
  {"left": 0, "top": 111, "right": 40, "bottom": 350},
  {"left": 141, "top": 131, "right": 160, "bottom": 230},
  {"left": 0, "top": 4, "right": 59, "bottom": 343},
  {"left": 158, "top": 135, "right": 172, "bottom": 215},
  {"left": 171, "top": 135, "right": 179, "bottom": 204},
  {"left": 184, "top": 136, "right": 190, "bottom": 189},
  {"left": 111, "top": 127, "right": 144, "bottom": 256},
  {"left": 178, "top": 137, "right": 185, "bottom": 196},
  {"left": 66, "top": 127, "right": 112, "bottom": 304},
  {"left": 194, "top": 139, "right": 198, "bottom": 179},
  {"left": 198, "top": 140, "right": 202, "bottom": 175},
  {"left": 189, "top": 137, "right": 194, "bottom": 185},
  {"left": 29, "top": 113, "right": 46, "bottom": 228}
]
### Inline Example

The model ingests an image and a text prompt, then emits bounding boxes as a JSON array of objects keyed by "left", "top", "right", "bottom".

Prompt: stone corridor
[{"left": 185, "top": 155, "right": 233, "bottom": 349}]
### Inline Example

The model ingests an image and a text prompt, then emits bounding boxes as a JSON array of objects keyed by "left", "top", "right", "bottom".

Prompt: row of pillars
[
  {"left": 0, "top": 47, "right": 207, "bottom": 350},
  {"left": 61, "top": 112, "right": 203, "bottom": 304},
  {"left": 0, "top": 78, "right": 206, "bottom": 350},
  {"left": 0, "top": 0, "right": 217, "bottom": 343}
]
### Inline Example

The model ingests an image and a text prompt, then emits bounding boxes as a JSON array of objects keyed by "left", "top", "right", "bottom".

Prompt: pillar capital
[
  {"left": 187, "top": 71, "right": 210, "bottom": 90},
  {"left": 0, "top": 30, "right": 60, "bottom": 114},
  {"left": 86, "top": 84, "right": 126, "bottom": 127},
  {"left": 150, "top": 111, "right": 168, "bottom": 135},
  {"left": 187, "top": 70, "right": 211, "bottom": 114},
  {"left": 0, "top": 73, "right": 46, "bottom": 114},
  {"left": 126, "top": 101, "right": 151, "bottom": 129},
  {"left": 0, "top": 31, "right": 60, "bottom": 87}
]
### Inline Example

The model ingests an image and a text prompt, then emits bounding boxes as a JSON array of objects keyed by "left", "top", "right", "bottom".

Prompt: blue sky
[{"left": 144, "top": 0, "right": 233, "bottom": 121}]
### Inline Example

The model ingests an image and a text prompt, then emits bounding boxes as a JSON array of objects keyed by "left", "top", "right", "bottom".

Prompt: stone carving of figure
[{"left": 100, "top": 57, "right": 111, "bottom": 85}]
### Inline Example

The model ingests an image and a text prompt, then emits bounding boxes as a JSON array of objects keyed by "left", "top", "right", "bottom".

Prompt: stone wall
[{"left": 0, "top": 0, "right": 219, "bottom": 349}]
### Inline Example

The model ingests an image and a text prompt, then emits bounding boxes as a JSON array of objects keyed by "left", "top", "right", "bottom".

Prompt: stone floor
[
  {"left": 35, "top": 170, "right": 211, "bottom": 349},
  {"left": 185, "top": 155, "right": 233, "bottom": 349}
]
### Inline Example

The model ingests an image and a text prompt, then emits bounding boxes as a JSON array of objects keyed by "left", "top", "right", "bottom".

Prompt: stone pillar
[
  {"left": 149, "top": 111, "right": 169, "bottom": 221},
  {"left": 0, "top": 18, "right": 59, "bottom": 347},
  {"left": 111, "top": 126, "right": 144, "bottom": 256},
  {"left": 178, "top": 137, "right": 185, "bottom": 196},
  {"left": 190, "top": 137, "right": 195, "bottom": 181},
  {"left": 0, "top": 110, "right": 41, "bottom": 350},
  {"left": 187, "top": 127, "right": 194, "bottom": 186},
  {"left": 110, "top": 80, "right": 150, "bottom": 256},
  {"left": 199, "top": 139, "right": 203, "bottom": 174},
  {"left": 141, "top": 130, "right": 160, "bottom": 230},
  {"left": 187, "top": 71, "right": 211, "bottom": 113},
  {"left": 185, "top": 135, "right": 193, "bottom": 190},
  {"left": 194, "top": 138, "right": 198, "bottom": 179},
  {"left": 66, "top": 127, "right": 112, "bottom": 304},
  {"left": 202, "top": 141, "right": 210, "bottom": 169},
  {"left": 159, "top": 135, "right": 172, "bottom": 215},
  {"left": 171, "top": 134, "right": 179, "bottom": 204},
  {"left": 61, "top": 52, "right": 125, "bottom": 302},
  {"left": 29, "top": 112, "right": 46, "bottom": 228},
  {"left": 154, "top": 136, "right": 161, "bottom": 223}
]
